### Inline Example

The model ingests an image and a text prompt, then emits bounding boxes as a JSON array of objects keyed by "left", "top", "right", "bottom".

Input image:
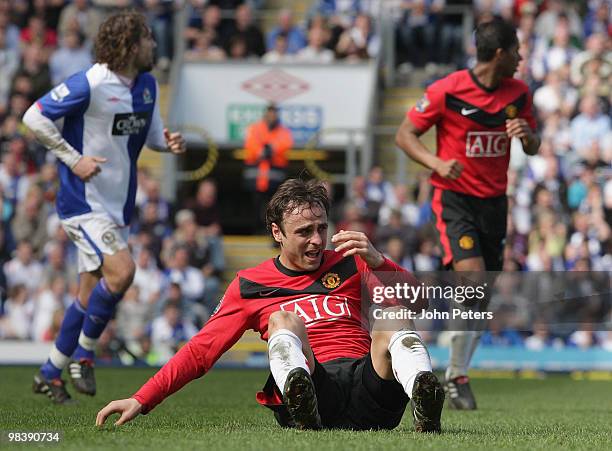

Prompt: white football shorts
[{"left": 61, "top": 212, "right": 129, "bottom": 273}]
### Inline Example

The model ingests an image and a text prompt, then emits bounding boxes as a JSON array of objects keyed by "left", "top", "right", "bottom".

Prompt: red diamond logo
[{"left": 241, "top": 69, "right": 309, "bottom": 103}]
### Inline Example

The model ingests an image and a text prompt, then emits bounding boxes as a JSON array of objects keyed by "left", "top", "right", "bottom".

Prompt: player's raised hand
[
  {"left": 434, "top": 158, "right": 463, "bottom": 180},
  {"left": 331, "top": 229, "right": 384, "bottom": 269},
  {"left": 164, "top": 128, "right": 186, "bottom": 154},
  {"left": 96, "top": 398, "right": 142, "bottom": 427},
  {"left": 72, "top": 156, "right": 107, "bottom": 182}
]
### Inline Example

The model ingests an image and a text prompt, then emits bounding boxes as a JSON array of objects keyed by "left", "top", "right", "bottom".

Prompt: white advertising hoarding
[{"left": 170, "top": 62, "right": 375, "bottom": 146}]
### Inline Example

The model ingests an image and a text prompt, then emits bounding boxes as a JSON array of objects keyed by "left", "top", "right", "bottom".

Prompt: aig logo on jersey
[
  {"left": 280, "top": 294, "right": 351, "bottom": 327},
  {"left": 112, "top": 112, "right": 150, "bottom": 136},
  {"left": 465, "top": 131, "right": 508, "bottom": 158}
]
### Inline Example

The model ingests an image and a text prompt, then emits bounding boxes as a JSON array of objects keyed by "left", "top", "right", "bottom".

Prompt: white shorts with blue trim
[{"left": 60, "top": 212, "right": 129, "bottom": 273}]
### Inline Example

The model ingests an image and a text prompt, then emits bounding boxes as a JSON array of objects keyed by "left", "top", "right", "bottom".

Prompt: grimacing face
[{"left": 272, "top": 203, "right": 328, "bottom": 272}]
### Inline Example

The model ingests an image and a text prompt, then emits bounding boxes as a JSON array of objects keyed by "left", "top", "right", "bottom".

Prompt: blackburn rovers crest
[{"left": 321, "top": 272, "right": 341, "bottom": 289}]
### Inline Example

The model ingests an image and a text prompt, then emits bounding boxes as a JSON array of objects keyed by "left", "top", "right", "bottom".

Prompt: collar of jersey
[
  {"left": 274, "top": 255, "right": 325, "bottom": 277},
  {"left": 468, "top": 69, "right": 499, "bottom": 93}
]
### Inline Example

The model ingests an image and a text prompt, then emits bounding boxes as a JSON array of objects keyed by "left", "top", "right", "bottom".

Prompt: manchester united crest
[
  {"left": 459, "top": 235, "right": 474, "bottom": 250},
  {"left": 505, "top": 105, "right": 518, "bottom": 119},
  {"left": 321, "top": 272, "right": 341, "bottom": 289}
]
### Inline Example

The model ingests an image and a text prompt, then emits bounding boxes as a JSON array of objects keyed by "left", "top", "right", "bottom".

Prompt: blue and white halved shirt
[{"left": 36, "top": 63, "right": 165, "bottom": 227}]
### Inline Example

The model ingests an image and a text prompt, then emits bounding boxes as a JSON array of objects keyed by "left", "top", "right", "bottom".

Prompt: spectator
[
  {"left": 296, "top": 25, "right": 334, "bottom": 63},
  {"left": 150, "top": 301, "right": 197, "bottom": 364},
  {"left": 139, "top": 178, "right": 171, "bottom": 225},
  {"left": 19, "top": 15, "right": 57, "bottom": 52},
  {"left": 583, "top": 0, "right": 611, "bottom": 38},
  {"left": 12, "top": 43, "right": 52, "bottom": 100},
  {"left": 0, "top": 27, "right": 19, "bottom": 115},
  {"left": 531, "top": 16, "right": 580, "bottom": 81},
  {"left": 262, "top": 32, "right": 293, "bottom": 63},
  {"left": 3, "top": 240, "right": 43, "bottom": 295},
  {"left": 336, "top": 200, "right": 376, "bottom": 243},
  {"left": 384, "top": 235, "right": 414, "bottom": 271},
  {"left": 0, "top": 283, "right": 32, "bottom": 339},
  {"left": 143, "top": 0, "right": 176, "bottom": 70},
  {"left": 116, "top": 285, "right": 153, "bottom": 354},
  {"left": 396, "top": 0, "right": 439, "bottom": 67},
  {"left": 11, "top": 185, "right": 48, "bottom": 257},
  {"left": 31, "top": 275, "right": 69, "bottom": 342},
  {"left": 570, "top": 32, "right": 612, "bottom": 87},
  {"left": 186, "top": 4, "right": 226, "bottom": 50},
  {"left": 58, "top": 0, "right": 104, "bottom": 43},
  {"left": 569, "top": 94, "right": 610, "bottom": 154},
  {"left": 266, "top": 9, "right": 306, "bottom": 54},
  {"left": 225, "top": 3, "right": 265, "bottom": 57},
  {"left": 184, "top": 28, "right": 226, "bottom": 61},
  {"left": 49, "top": 31, "right": 92, "bottom": 86},
  {"left": 534, "top": 0, "right": 582, "bottom": 42},
  {"left": 185, "top": 179, "right": 222, "bottom": 236},
  {"left": 164, "top": 244, "right": 206, "bottom": 307},
  {"left": 0, "top": 7, "right": 21, "bottom": 53},
  {"left": 41, "top": 240, "right": 76, "bottom": 288},
  {"left": 336, "top": 13, "right": 379, "bottom": 60},
  {"left": 0, "top": 151, "right": 30, "bottom": 215},
  {"left": 524, "top": 321, "right": 564, "bottom": 350},
  {"left": 132, "top": 247, "right": 163, "bottom": 306}
]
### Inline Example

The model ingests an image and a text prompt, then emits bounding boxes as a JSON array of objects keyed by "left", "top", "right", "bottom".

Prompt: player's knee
[
  {"left": 268, "top": 311, "right": 305, "bottom": 335},
  {"left": 105, "top": 257, "right": 135, "bottom": 293},
  {"left": 371, "top": 330, "right": 397, "bottom": 357}
]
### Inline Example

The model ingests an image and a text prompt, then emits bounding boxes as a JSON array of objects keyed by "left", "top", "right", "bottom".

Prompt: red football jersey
[
  {"left": 407, "top": 70, "right": 536, "bottom": 198},
  {"left": 132, "top": 251, "right": 404, "bottom": 413}
]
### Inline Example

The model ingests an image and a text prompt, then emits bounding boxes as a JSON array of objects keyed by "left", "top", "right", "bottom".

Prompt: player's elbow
[{"left": 22, "top": 103, "right": 40, "bottom": 131}]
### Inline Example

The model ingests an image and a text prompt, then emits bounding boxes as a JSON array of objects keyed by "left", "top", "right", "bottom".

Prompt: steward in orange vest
[{"left": 243, "top": 104, "right": 293, "bottom": 193}]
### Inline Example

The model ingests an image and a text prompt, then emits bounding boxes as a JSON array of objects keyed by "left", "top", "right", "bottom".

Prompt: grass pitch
[{"left": 0, "top": 366, "right": 610, "bottom": 450}]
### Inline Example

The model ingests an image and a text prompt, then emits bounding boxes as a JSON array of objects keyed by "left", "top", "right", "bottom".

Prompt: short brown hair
[
  {"left": 265, "top": 179, "right": 329, "bottom": 234},
  {"left": 94, "top": 11, "right": 149, "bottom": 72}
]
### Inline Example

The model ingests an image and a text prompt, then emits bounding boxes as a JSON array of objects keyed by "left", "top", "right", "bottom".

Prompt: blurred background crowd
[{"left": 0, "top": 0, "right": 609, "bottom": 363}]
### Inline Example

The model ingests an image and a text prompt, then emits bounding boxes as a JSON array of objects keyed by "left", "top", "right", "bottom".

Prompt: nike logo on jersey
[
  {"left": 258, "top": 288, "right": 281, "bottom": 297},
  {"left": 461, "top": 107, "right": 479, "bottom": 116}
]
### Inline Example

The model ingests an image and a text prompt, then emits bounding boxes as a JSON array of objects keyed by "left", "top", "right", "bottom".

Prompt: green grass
[{"left": 0, "top": 366, "right": 611, "bottom": 450}]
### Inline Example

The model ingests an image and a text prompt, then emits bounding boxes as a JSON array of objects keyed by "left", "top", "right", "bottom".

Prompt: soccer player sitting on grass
[{"left": 97, "top": 179, "right": 445, "bottom": 432}]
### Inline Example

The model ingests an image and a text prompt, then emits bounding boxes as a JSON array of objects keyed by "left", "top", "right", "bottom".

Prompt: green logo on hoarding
[{"left": 227, "top": 104, "right": 267, "bottom": 141}]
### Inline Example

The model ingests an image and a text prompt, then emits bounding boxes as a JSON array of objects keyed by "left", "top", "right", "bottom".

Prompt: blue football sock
[
  {"left": 73, "top": 279, "right": 123, "bottom": 361},
  {"left": 40, "top": 300, "right": 86, "bottom": 380}
]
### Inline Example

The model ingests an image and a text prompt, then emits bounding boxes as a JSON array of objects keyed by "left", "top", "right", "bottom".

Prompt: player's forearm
[
  {"left": 23, "top": 104, "right": 82, "bottom": 169},
  {"left": 132, "top": 339, "right": 208, "bottom": 414},
  {"left": 522, "top": 134, "right": 540, "bottom": 156},
  {"left": 395, "top": 128, "right": 440, "bottom": 171}
]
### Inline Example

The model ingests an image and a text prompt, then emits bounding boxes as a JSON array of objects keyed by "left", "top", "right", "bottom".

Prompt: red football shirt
[
  {"left": 407, "top": 70, "right": 536, "bottom": 198},
  {"left": 132, "top": 251, "right": 404, "bottom": 413}
]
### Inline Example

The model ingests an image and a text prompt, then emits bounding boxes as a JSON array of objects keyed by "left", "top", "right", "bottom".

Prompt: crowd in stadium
[{"left": 0, "top": 0, "right": 610, "bottom": 362}]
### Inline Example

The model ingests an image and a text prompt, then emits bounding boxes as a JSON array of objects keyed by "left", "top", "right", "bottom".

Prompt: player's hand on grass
[
  {"left": 434, "top": 158, "right": 463, "bottom": 179},
  {"left": 72, "top": 156, "right": 107, "bottom": 181},
  {"left": 331, "top": 229, "right": 384, "bottom": 269},
  {"left": 96, "top": 398, "right": 142, "bottom": 427},
  {"left": 164, "top": 128, "right": 186, "bottom": 154}
]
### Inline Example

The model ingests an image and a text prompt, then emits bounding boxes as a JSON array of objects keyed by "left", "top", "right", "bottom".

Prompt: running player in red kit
[
  {"left": 395, "top": 17, "right": 540, "bottom": 410},
  {"left": 96, "top": 179, "right": 445, "bottom": 432}
]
